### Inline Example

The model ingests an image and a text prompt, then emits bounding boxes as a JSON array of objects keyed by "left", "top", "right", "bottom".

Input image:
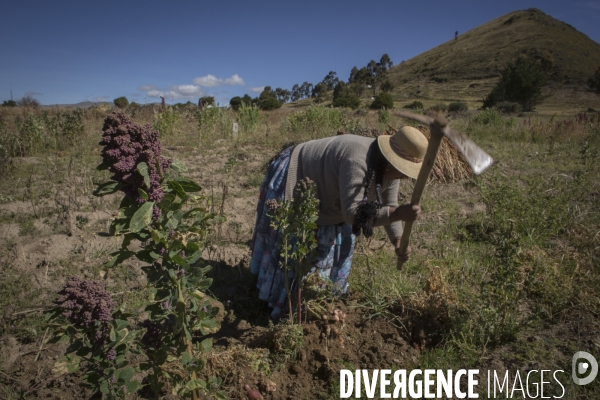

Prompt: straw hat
[{"left": 377, "top": 126, "right": 428, "bottom": 179}]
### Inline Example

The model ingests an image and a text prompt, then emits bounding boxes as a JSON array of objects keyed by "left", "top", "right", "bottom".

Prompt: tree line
[{"left": 5, "top": 58, "right": 600, "bottom": 112}]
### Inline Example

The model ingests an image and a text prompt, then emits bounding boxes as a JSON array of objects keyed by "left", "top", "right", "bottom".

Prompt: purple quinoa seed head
[{"left": 100, "top": 112, "right": 171, "bottom": 220}]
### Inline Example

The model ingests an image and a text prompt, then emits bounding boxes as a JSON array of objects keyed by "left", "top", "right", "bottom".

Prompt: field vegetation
[{"left": 0, "top": 101, "right": 598, "bottom": 399}]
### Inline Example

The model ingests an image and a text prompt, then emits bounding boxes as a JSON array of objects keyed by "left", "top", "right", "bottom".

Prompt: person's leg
[{"left": 328, "top": 224, "right": 355, "bottom": 294}]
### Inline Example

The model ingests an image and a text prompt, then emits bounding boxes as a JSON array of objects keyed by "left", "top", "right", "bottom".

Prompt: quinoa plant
[
  {"left": 266, "top": 178, "right": 319, "bottom": 323},
  {"left": 237, "top": 103, "right": 262, "bottom": 134},
  {"left": 48, "top": 112, "right": 226, "bottom": 399},
  {"left": 153, "top": 106, "right": 181, "bottom": 137}
]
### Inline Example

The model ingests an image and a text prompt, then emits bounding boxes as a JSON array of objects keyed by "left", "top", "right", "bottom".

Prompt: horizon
[{"left": 2, "top": 1, "right": 600, "bottom": 106}]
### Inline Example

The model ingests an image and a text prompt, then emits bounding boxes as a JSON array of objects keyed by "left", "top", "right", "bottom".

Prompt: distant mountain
[
  {"left": 41, "top": 101, "right": 112, "bottom": 109},
  {"left": 386, "top": 8, "right": 600, "bottom": 110}
]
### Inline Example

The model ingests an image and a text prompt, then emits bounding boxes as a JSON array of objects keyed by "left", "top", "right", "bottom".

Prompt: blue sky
[{"left": 2, "top": 1, "right": 600, "bottom": 106}]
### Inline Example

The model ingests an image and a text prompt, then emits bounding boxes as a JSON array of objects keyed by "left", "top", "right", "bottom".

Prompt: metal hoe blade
[
  {"left": 395, "top": 110, "right": 493, "bottom": 175},
  {"left": 443, "top": 126, "right": 493, "bottom": 175}
]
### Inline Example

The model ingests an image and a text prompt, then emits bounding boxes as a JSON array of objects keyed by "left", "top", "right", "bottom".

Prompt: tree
[
  {"left": 589, "top": 65, "right": 600, "bottom": 95},
  {"left": 291, "top": 84, "right": 301, "bottom": 101},
  {"left": 229, "top": 96, "right": 243, "bottom": 110},
  {"left": 113, "top": 96, "right": 129, "bottom": 109},
  {"left": 198, "top": 96, "right": 215, "bottom": 107},
  {"left": 379, "top": 54, "right": 393, "bottom": 71},
  {"left": 275, "top": 87, "right": 291, "bottom": 103},
  {"left": 258, "top": 87, "right": 282, "bottom": 110},
  {"left": 18, "top": 95, "right": 40, "bottom": 108},
  {"left": 1, "top": 100, "right": 16, "bottom": 107},
  {"left": 299, "top": 82, "right": 313, "bottom": 99},
  {"left": 482, "top": 57, "right": 546, "bottom": 111},
  {"left": 311, "top": 82, "right": 327, "bottom": 103},
  {"left": 332, "top": 82, "right": 360, "bottom": 109},
  {"left": 348, "top": 67, "right": 359, "bottom": 83},
  {"left": 370, "top": 92, "right": 394, "bottom": 110},
  {"left": 380, "top": 79, "right": 394, "bottom": 93},
  {"left": 322, "top": 71, "right": 339, "bottom": 91}
]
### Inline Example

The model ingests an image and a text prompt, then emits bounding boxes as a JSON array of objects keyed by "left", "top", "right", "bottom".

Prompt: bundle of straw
[{"left": 385, "top": 124, "right": 473, "bottom": 183}]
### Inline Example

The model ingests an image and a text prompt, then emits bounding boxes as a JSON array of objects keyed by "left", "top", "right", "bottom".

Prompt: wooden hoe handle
[{"left": 396, "top": 117, "right": 447, "bottom": 270}]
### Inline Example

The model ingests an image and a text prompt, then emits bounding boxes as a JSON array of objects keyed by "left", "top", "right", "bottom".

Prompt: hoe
[{"left": 394, "top": 110, "right": 494, "bottom": 269}]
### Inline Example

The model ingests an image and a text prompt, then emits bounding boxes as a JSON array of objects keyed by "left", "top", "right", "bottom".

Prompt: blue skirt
[{"left": 250, "top": 147, "right": 356, "bottom": 320}]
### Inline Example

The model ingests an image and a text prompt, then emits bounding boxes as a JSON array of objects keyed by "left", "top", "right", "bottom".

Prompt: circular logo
[{"left": 572, "top": 351, "right": 598, "bottom": 386}]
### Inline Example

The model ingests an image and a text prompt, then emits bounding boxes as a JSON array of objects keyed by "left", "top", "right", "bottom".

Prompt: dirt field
[{"left": 1, "top": 106, "right": 599, "bottom": 399}]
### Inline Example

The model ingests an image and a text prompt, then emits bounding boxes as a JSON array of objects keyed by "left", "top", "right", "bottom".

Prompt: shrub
[
  {"left": 17, "top": 95, "right": 39, "bottom": 108},
  {"left": 332, "top": 82, "right": 360, "bottom": 109},
  {"left": 588, "top": 65, "right": 600, "bottom": 95},
  {"left": 195, "top": 106, "right": 222, "bottom": 133},
  {"left": 49, "top": 112, "right": 226, "bottom": 399},
  {"left": 152, "top": 106, "right": 180, "bottom": 137},
  {"left": 2, "top": 100, "right": 16, "bottom": 107},
  {"left": 113, "top": 96, "right": 129, "bottom": 109},
  {"left": 199, "top": 96, "right": 215, "bottom": 107},
  {"left": 283, "top": 105, "right": 344, "bottom": 139},
  {"left": 430, "top": 103, "right": 448, "bottom": 112},
  {"left": 470, "top": 108, "right": 503, "bottom": 125},
  {"left": 380, "top": 79, "right": 394, "bottom": 93},
  {"left": 14, "top": 113, "right": 45, "bottom": 156},
  {"left": 448, "top": 102, "right": 468, "bottom": 113},
  {"left": 238, "top": 103, "right": 262, "bottom": 133},
  {"left": 260, "top": 97, "right": 282, "bottom": 111},
  {"left": 482, "top": 56, "right": 546, "bottom": 111},
  {"left": 495, "top": 101, "right": 522, "bottom": 114},
  {"left": 370, "top": 92, "right": 394, "bottom": 110},
  {"left": 229, "top": 96, "right": 242, "bottom": 111},
  {"left": 403, "top": 101, "right": 424, "bottom": 109}
]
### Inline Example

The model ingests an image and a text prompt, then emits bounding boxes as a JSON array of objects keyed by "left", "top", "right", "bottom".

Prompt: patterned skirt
[{"left": 250, "top": 147, "right": 356, "bottom": 320}]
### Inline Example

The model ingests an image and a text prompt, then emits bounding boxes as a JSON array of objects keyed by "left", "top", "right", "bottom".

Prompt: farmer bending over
[{"left": 250, "top": 127, "right": 425, "bottom": 320}]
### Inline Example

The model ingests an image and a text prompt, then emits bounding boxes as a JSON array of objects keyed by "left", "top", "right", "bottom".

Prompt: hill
[
  {"left": 285, "top": 8, "right": 600, "bottom": 113},
  {"left": 386, "top": 8, "right": 600, "bottom": 112}
]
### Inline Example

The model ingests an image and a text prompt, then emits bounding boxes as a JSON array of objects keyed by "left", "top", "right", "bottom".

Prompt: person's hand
[
  {"left": 391, "top": 203, "right": 421, "bottom": 222},
  {"left": 395, "top": 244, "right": 412, "bottom": 268}
]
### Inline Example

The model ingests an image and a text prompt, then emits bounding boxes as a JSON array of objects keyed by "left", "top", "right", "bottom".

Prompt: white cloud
[
  {"left": 193, "top": 74, "right": 246, "bottom": 87},
  {"left": 138, "top": 84, "right": 204, "bottom": 100},
  {"left": 92, "top": 96, "right": 110, "bottom": 102},
  {"left": 193, "top": 74, "right": 222, "bottom": 87},
  {"left": 249, "top": 86, "right": 265, "bottom": 93},
  {"left": 224, "top": 74, "right": 245, "bottom": 86}
]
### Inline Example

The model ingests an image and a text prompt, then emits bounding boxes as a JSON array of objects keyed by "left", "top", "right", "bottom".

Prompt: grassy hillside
[
  {"left": 287, "top": 8, "right": 600, "bottom": 113},
  {"left": 387, "top": 8, "right": 600, "bottom": 111}
]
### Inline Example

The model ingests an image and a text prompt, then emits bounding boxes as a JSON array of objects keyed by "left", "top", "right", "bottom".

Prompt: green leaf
[
  {"left": 93, "top": 181, "right": 122, "bottom": 196},
  {"left": 168, "top": 180, "right": 186, "bottom": 199},
  {"left": 176, "top": 178, "right": 202, "bottom": 192},
  {"left": 125, "top": 379, "right": 141, "bottom": 394},
  {"left": 100, "top": 380, "right": 110, "bottom": 394},
  {"left": 137, "top": 188, "right": 149, "bottom": 200},
  {"left": 200, "top": 338, "right": 213, "bottom": 352},
  {"left": 136, "top": 249, "right": 159, "bottom": 263},
  {"left": 198, "top": 318, "right": 220, "bottom": 334},
  {"left": 137, "top": 162, "right": 149, "bottom": 177},
  {"left": 129, "top": 201, "right": 155, "bottom": 233},
  {"left": 115, "top": 319, "right": 129, "bottom": 331},
  {"left": 159, "top": 192, "right": 176, "bottom": 208},
  {"left": 52, "top": 355, "right": 81, "bottom": 375},
  {"left": 171, "top": 158, "right": 188, "bottom": 172},
  {"left": 116, "top": 367, "right": 135, "bottom": 383},
  {"left": 171, "top": 254, "right": 187, "bottom": 266},
  {"left": 182, "top": 379, "right": 207, "bottom": 395},
  {"left": 181, "top": 351, "right": 192, "bottom": 366}
]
